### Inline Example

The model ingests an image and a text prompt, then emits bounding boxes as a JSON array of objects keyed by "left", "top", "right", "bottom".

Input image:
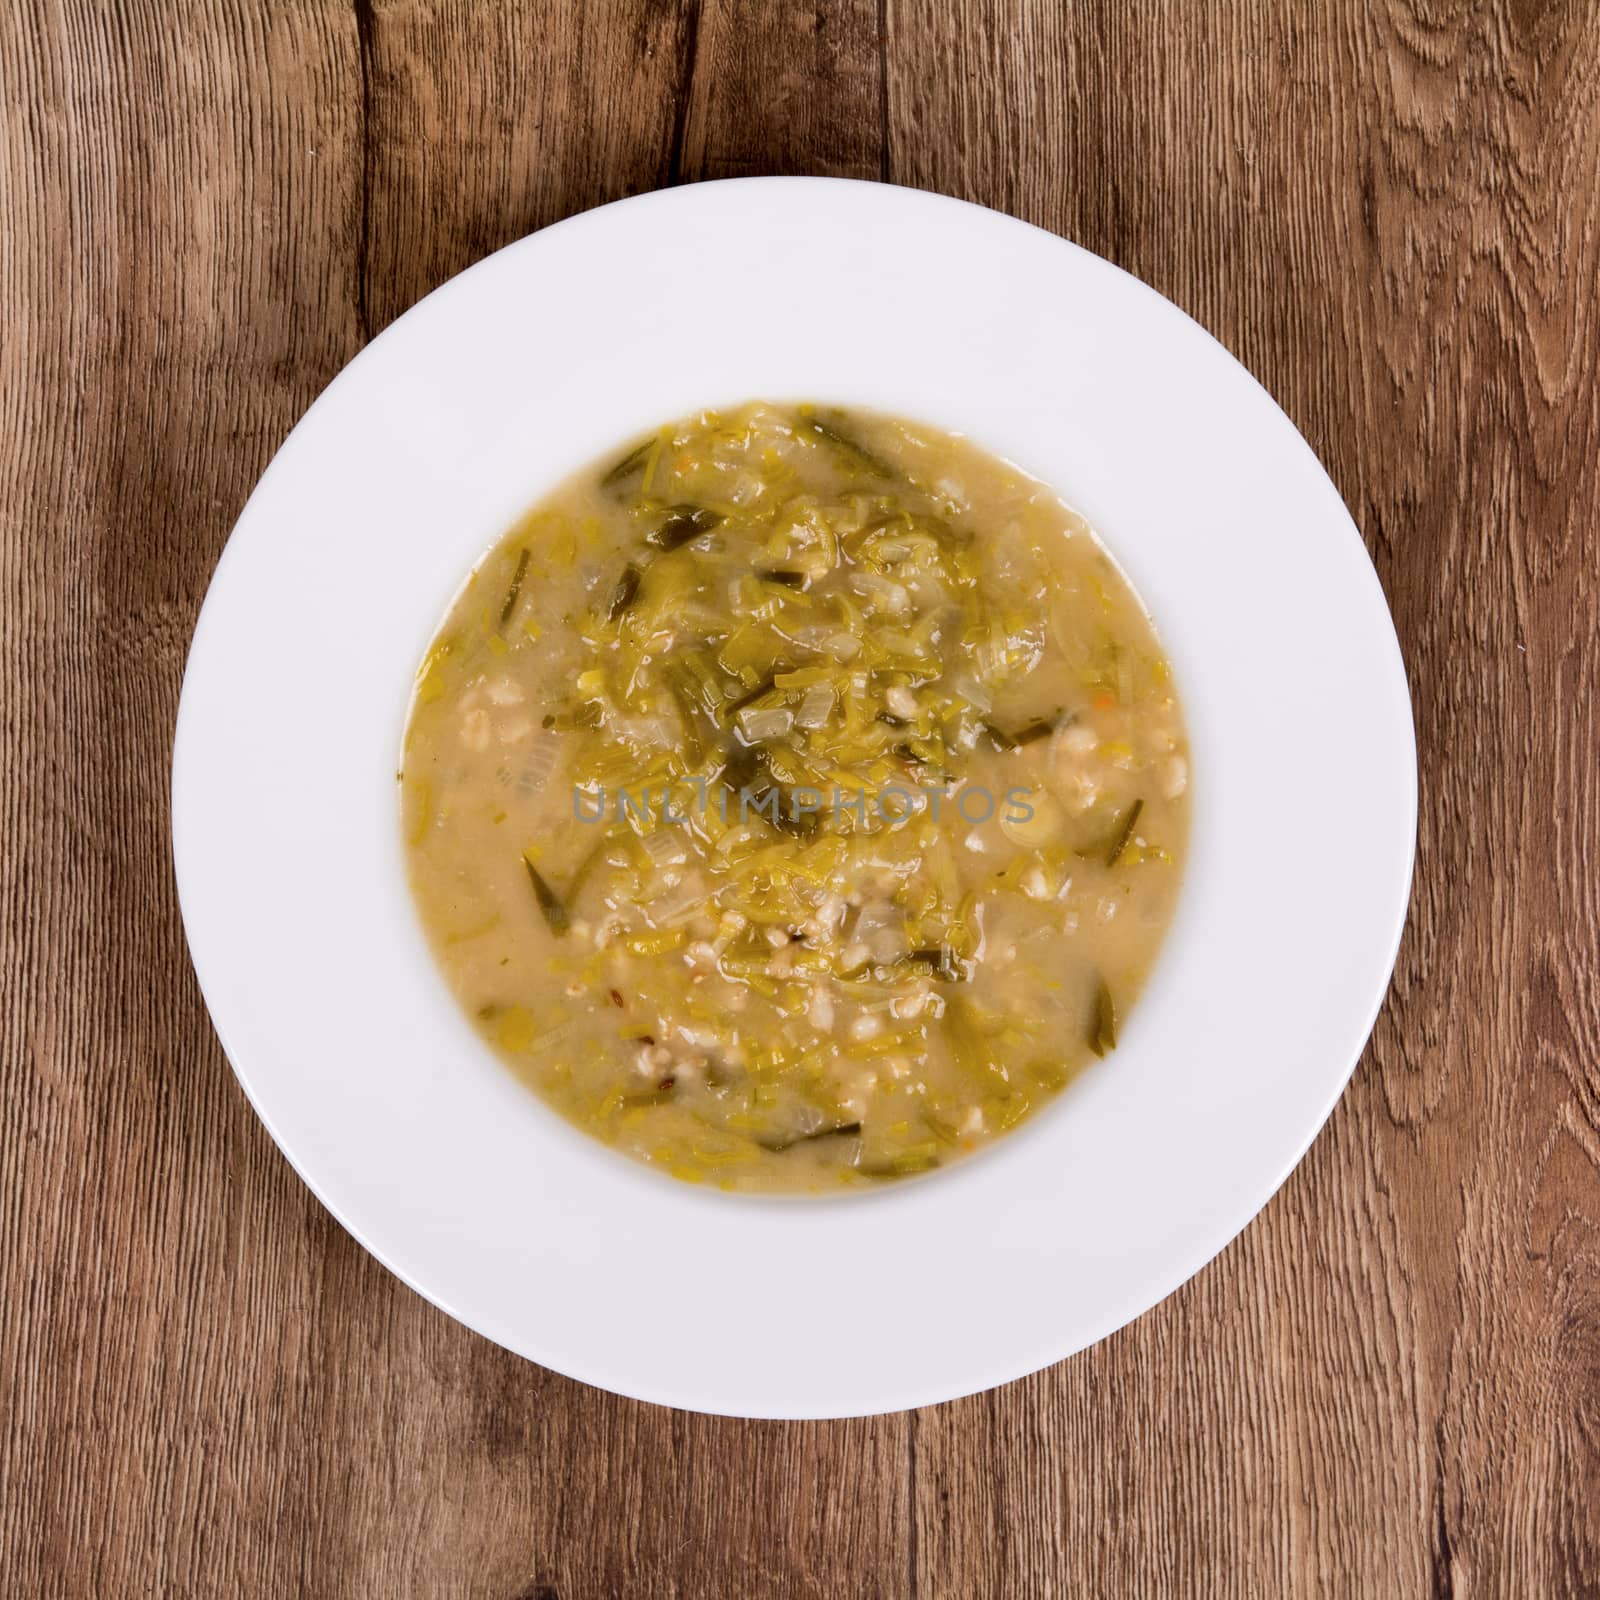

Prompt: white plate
[{"left": 173, "top": 178, "right": 1415, "bottom": 1419}]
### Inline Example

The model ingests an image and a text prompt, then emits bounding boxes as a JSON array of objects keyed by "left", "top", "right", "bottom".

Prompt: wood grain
[{"left": 3, "top": 1, "right": 1597, "bottom": 1594}]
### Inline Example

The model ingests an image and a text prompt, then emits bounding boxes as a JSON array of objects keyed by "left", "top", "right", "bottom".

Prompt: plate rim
[{"left": 172, "top": 175, "right": 1417, "bottom": 1418}]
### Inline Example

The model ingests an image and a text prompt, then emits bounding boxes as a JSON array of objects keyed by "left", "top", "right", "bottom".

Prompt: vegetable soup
[{"left": 402, "top": 402, "right": 1188, "bottom": 1191}]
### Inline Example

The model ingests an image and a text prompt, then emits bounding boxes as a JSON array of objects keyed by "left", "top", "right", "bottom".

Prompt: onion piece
[
  {"left": 507, "top": 734, "right": 561, "bottom": 795},
  {"left": 737, "top": 706, "right": 794, "bottom": 742},
  {"left": 611, "top": 713, "right": 675, "bottom": 750},
  {"left": 644, "top": 873, "right": 709, "bottom": 927},
  {"left": 640, "top": 829, "right": 688, "bottom": 870},
  {"left": 999, "top": 787, "right": 1065, "bottom": 848},
  {"left": 796, "top": 684, "right": 835, "bottom": 728},
  {"left": 948, "top": 673, "right": 992, "bottom": 714}
]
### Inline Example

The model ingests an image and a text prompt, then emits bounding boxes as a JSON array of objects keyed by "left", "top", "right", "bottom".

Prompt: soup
[{"left": 402, "top": 403, "right": 1188, "bottom": 1191}]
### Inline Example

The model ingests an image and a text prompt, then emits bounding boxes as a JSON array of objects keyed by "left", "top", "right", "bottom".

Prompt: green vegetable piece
[
  {"left": 564, "top": 833, "right": 614, "bottom": 908},
  {"left": 892, "top": 739, "right": 948, "bottom": 779},
  {"left": 600, "top": 437, "right": 653, "bottom": 489},
  {"left": 499, "top": 548, "right": 530, "bottom": 625},
  {"left": 607, "top": 563, "right": 642, "bottom": 622},
  {"left": 982, "top": 714, "right": 1063, "bottom": 751},
  {"left": 522, "top": 856, "right": 570, "bottom": 936},
  {"left": 1089, "top": 977, "right": 1116, "bottom": 1056},
  {"left": 542, "top": 702, "right": 603, "bottom": 732},
  {"left": 647, "top": 505, "right": 724, "bottom": 551},
  {"left": 725, "top": 673, "right": 778, "bottom": 720},
  {"left": 862, "top": 1146, "right": 941, "bottom": 1178},
  {"left": 756, "top": 1121, "right": 863, "bottom": 1154},
  {"left": 1105, "top": 797, "right": 1144, "bottom": 866},
  {"left": 729, "top": 756, "right": 815, "bottom": 839},
  {"left": 755, "top": 568, "right": 806, "bottom": 588},
  {"left": 722, "top": 745, "right": 821, "bottom": 841},
  {"left": 798, "top": 413, "right": 895, "bottom": 478},
  {"left": 720, "top": 741, "right": 763, "bottom": 795},
  {"left": 622, "top": 1085, "right": 677, "bottom": 1108},
  {"left": 766, "top": 793, "right": 822, "bottom": 839},
  {"left": 903, "top": 946, "right": 969, "bottom": 982},
  {"left": 717, "top": 741, "right": 822, "bottom": 840},
  {"left": 663, "top": 667, "right": 707, "bottom": 765}
]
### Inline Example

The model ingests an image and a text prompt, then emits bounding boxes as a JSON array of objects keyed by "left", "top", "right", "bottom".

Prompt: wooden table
[{"left": 5, "top": 4, "right": 1598, "bottom": 1594}]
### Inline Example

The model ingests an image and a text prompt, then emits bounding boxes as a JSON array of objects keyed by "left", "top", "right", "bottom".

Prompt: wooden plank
[
  {"left": 356, "top": 0, "right": 697, "bottom": 333},
  {"left": 673, "top": 0, "right": 887, "bottom": 182},
  {"left": 890, "top": 1, "right": 1600, "bottom": 1594}
]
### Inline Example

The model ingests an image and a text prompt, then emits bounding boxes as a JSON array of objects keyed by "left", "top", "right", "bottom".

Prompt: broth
[{"left": 402, "top": 402, "right": 1188, "bottom": 1191}]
